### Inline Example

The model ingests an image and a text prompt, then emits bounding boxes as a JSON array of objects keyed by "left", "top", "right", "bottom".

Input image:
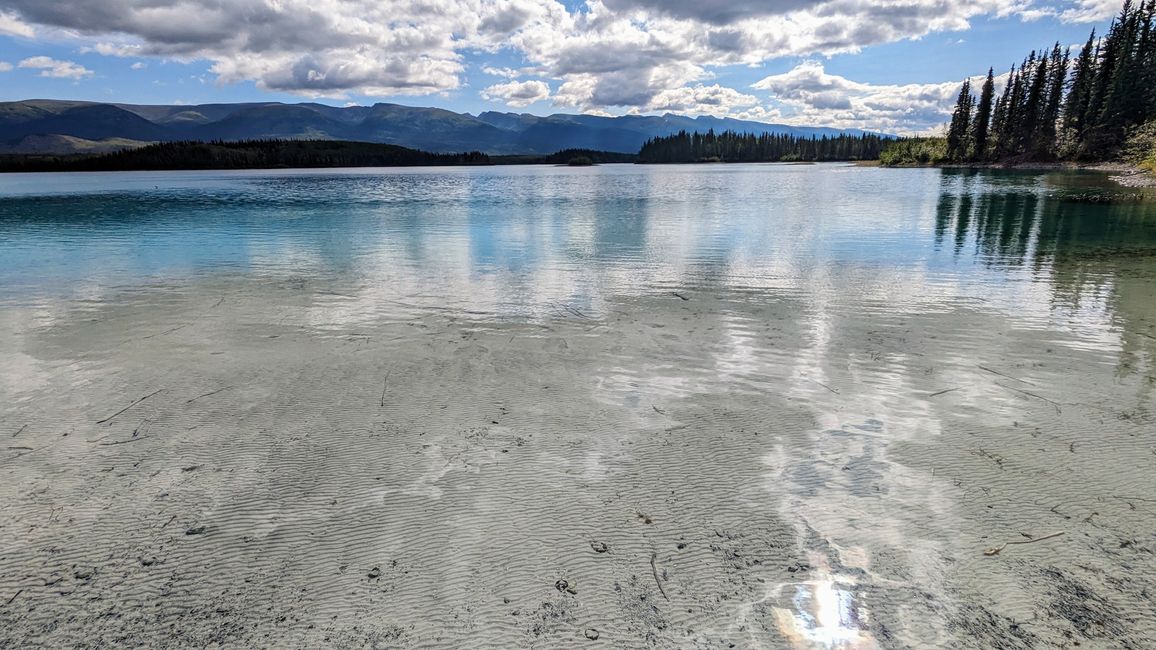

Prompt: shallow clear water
[{"left": 1, "top": 163, "right": 1154, "bottom": 648}]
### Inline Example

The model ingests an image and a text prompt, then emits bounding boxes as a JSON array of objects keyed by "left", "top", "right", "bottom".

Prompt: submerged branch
[{"left": 96, "top": 389, "right": 164, "bottom": 425}]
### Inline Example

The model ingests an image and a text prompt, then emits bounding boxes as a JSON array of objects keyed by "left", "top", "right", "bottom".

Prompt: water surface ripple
[{"left": 1, "top": 164, "right": 1154, "bottom": 648}]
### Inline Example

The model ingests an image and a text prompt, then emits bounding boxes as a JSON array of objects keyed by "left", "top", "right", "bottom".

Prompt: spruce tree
[
  {"left": 1022, "top": 52, "right": 1050, "bottom": 155},
  {"left": 972, "top": 69, "right": 996, "bottom": 160},
  {"left": 1063, "top": 30, "right": 1098, "bottom": 136},
  {"left": 946, "top": 79, "right": 974, "bottom": 161},
  {"left": 1041, "top": 43, "right": 1068, "bottom": 157},
  {"left": 1086, "top": 13, "right": 1123, "bottom": 151},
  {"left": 992, "top": 65, "right": 1016, "bottom": 156},
  {"left": 1006, "top": 57, "right": 1029, "bottom": 154}
]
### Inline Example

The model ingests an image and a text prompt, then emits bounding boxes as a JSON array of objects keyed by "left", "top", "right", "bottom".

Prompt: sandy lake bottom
[{"left": 1, "top": 164, "right": 1155, "bottom": 648}]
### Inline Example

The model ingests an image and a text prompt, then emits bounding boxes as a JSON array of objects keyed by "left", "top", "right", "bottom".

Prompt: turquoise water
[
  {"left": 2, "top": 164, "right": 1154, "bottom": 329},
  {"left": 2, "top": 163, "right": 1155, "bottom": 648}
]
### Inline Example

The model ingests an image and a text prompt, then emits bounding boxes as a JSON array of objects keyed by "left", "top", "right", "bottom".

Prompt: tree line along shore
[
  {"left": 0, "top": 140, "right": 628, "bottom": 173},
  {"left": 884, "top": 0, "right": 1156, "bottom": 170},
  {"left": 0, "top": 132, "right": 888, "bottom": 173}
]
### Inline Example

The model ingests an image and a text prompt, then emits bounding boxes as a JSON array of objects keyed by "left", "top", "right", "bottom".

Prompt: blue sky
[{"left": 0, "top": 1, "right": 1120, "bottom": 133}]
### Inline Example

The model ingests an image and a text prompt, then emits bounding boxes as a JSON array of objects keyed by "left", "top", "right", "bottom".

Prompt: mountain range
[{"left": 0, "top": 99, "right": 876, "bottom": 155}]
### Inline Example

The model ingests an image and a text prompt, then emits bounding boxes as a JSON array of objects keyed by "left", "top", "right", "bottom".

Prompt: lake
[{"left": 1, "top": 163, "right": 1154, "bottom": 648}]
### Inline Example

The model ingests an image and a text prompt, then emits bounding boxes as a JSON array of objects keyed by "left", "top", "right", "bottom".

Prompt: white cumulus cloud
[
  {"left": 482, "top": 79, "right": 551, "bottom": 107},
  {"left": 18, "top": 56, "right": 93, "bottom": 79},
  {"left": 753, "top": 61, "right": 1007, "bottom": 134},
  {"left": 647, "top": 84, "right": 759, "bottom": 116}
]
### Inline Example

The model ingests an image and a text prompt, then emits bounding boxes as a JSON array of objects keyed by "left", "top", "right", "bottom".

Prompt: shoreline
[
  {"left": 870, "top": 159, "right": 1156, "bottom": 188},
  {"left": 3, "top": 157, "right": 1154, "bottom": 189}
]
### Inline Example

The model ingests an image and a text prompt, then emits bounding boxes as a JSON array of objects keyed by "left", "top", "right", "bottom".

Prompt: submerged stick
[
  {"left": 984, "top": 531, "right": 1065, "bottom": 556},
  {"left": 99, "top": 436, "right": 151, "bottom": 446},
  {"left": 672, "top": 292, "right": 689, "bottom": 301},
  {"left": 380, "top": 371, "right": 391, "bottom": 407},
  {"left": 650, "top": 552, "right": 669, "bottom": 600},
  {"left": 12, "top": 424, "right": 27, "bottom": 438},
  {"left": 1112, "top": 495, "right": 1156, "bottom": 503},
  {"left": 810, "top": 379, "right": 840, "bottom": 394},
  {"left": 186, "top": 386, "right": 233, "bottom": 404},
  {"left": 4, "top": 589, "right": 22, "bottom": 607},
  {"left": 978, "top": 365, "right": 1035, "bottom": 386},
  {"left": 927, "top": 387, "right": 960, "bottom": 398},
  {"left": 139, "top": 324, "right": 189, "bottom": 341},
  {"left": 996, "top": 382, "right": 1062, "bottom": 414},
  {"left": 562, "top": 304, "right": 589, "bottom": 319},
  {"left": 96, "top": 389, "right": 163, "bottom": 425}
]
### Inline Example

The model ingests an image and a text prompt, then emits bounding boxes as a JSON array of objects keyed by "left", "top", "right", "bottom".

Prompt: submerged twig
[
  {"left": 99, "top": 436, "right": 151, "bottom": 446},
  {"left": 672, "top": 292, "right": 689, "bottom": 301},
  {"left": 810, "top": 379, "right": 840, "bottom": 394},
  {"left": 650, "top": 552, "right": 669, "bottom": 600},
  {"left": 978, "top": 365, "right": 1035, "bottom": 386},
  {"left": 380, "top": 371, "right": 391, "bottom": 407},
  {"left": 12, "top": 424, "right": 27, "bottom": 438},
  {"left": 4, "top": 589, "right": 22, "bottom": 607},
  {"left": 996, "top": 382, "right": 1062, "bottom": 414},
  {"left": 1112, "top": 495, "right": 1156, "bottom": 503},
  {"left": 96, "top": 389, "right": 163, "bottom": 425},
  {"left": 562, "top": 304, "right": 589, "bottom": 319},
  {"left": 927, "top": 387, "right": 960, "bottom": 398},
  {"left": 984, "top": 531, "right": 1065, "bottom": 556},
  {"left": 186, "top": 386, "right": 233, "bottom": 404},
  {"left": 139, "top": 324, "right": 190, "bottom": 341}
]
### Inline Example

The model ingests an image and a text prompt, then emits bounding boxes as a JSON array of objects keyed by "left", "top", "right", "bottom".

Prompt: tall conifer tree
[{"left": 972, "top": 69, "right": 996, "bottom": 160}]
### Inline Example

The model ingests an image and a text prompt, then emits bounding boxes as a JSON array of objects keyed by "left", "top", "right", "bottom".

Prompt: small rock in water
[
  {"left": 368, "top": 567, "right": 382, "bottom": 579},
  {"left": 555, "top": 578, "right": 578, "bottom": 594},
  {"left": 185, "top": 526, "right": 206, "bottom": 536},
  {"left": 584, "top": 628, "right": 600, "bottom": 640},
  {"left": 590, "top": 541, "right": 609, "bottom": 554}
]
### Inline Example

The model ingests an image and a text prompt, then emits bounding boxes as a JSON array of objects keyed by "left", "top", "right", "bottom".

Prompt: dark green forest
[
  {"left": 0, "top": 140, "right": 491, "bottom": 172},
  {"left": 0, "top": 141, "right": 648, "bottom": 172},
  {"left": 933, "top": 0, "right": 1156, "bottom": 165},
  {"left": 490, "top": 149, "right": 637, "bottom": 165},
  {"left": 637, "top": 130, "right": 886, "bottom": 163}
]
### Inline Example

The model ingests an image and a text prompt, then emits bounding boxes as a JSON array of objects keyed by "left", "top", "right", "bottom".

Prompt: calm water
[
  {"left": 2, "top": 164, "right": 1154, "bottom": 329},
  {"left": 2, "top": 163, "right": 1155, "bottom": 648}
]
